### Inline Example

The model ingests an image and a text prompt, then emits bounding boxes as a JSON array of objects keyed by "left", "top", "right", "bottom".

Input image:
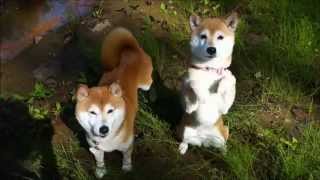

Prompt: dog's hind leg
[
  {"left": 179, "top": 127, "right": 202, "bottom": 154},
  {"left": 90, "top": 147, "right": 107, "bottom": 178},
  {"left": 121, "top": 145, "right": 133, "bottom": 172}
]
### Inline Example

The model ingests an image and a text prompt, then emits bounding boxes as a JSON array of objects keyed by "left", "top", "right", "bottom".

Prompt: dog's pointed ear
[
  {"left": 109, "top": 82, "right": 122, "bottom": 97},
  {"left": 77, "top": 84, "right": 89, "bottom": 101},
  {"left": 225, "top": 12, "right": 239, "bottom": 32},
  {"left": 189, "top": 15, "right": 201, "bottom": 31}
]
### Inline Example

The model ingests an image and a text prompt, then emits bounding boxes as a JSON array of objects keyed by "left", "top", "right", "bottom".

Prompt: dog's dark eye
[
  {"left": 89, "top": 111, "right": 97, "bottom": 115},
  {"left": 217, "top": 35, "right": 224, "bottom": 40},
  {"left": 107, "top": 109, "right": 114, "bottom": 114},
  {"left": 200, "top": 34, "right": 207, "bottom": 40}
]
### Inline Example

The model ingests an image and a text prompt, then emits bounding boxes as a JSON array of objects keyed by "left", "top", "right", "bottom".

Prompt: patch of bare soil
[{"left": 257, "top": 99, "right": 318, "bottom": 138}]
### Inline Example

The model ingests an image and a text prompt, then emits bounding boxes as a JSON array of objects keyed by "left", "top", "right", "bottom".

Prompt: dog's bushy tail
[{"left": 101, "top": 27, "right": 140, "bottom": 71}]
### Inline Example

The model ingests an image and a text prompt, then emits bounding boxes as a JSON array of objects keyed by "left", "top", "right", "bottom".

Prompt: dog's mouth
[
  {"left": 91, "top": 128, "right": 108, "bottom": 138},
  {"left": 206, "top": 55, "right": 215, "bottom": 58},
  {"left": 92, "top": 133, "right": 107, "bottom": 138}
]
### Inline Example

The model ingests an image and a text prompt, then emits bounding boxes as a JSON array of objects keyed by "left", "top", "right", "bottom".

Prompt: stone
[
  {"left": 33, "top": 61, "right": 61, "bottom": 81},
  {"left": 34, "top": 36, "right": 43, "bottom": 44},
  {"left": 91, "top": 19, "right": 111, "bottom": 32}
]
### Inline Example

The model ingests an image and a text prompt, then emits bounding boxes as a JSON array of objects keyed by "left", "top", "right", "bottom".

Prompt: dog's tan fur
[
  {"left": 192, "top": 18, "right": 234, "bottom": 36},
  {"left": 75, "top": 27, "right": 152, "bottom": 177},
  {"left": 99, "top": 28, "right": 153, "bottom": 142},
  {"left": 178, "top": 12, "right": 238, "bottom": 154}
]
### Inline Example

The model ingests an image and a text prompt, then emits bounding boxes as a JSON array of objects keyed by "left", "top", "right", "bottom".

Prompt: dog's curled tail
[{"left": 101, "top": 27, "right": 140, "bottom": 71}]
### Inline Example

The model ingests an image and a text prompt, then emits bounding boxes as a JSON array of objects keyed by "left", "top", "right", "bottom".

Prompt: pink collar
[{"left": 189, "top": 64, "right": 225, "bottom": 75}]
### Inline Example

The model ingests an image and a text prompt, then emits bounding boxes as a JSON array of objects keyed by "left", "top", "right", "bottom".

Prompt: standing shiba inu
[
  {"left": 178, "top": 13, "right": 239, "bottom": 154},
  {"left": 75, "top": 27, "right": 153, "bottom": 178}
]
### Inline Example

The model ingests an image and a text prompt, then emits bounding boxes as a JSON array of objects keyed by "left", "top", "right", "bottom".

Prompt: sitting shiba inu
[
  {"left": 178, "top": 13, "right": 239, "bottom": 154},
  {"left": 75, "top": 27, "right": 153, "bottom": 178}
]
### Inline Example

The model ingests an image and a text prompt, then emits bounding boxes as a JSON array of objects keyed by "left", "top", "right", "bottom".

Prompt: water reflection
[{"left": 0, "top": 0, "right": 95, "bottom": 62}]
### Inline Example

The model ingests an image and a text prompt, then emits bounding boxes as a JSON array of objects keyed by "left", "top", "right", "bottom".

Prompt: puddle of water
[
  {"left": 0, "top": 0, "right": 97, "bottom": 95},
  {"left": 0, "top": 0, "right": 96, "bottom": 62},
  {"left": 1, "top": 31, "right": 65, "bottom": 95},
  {"left": 0, "top": 0, "right": 179, "bottom": 96}
]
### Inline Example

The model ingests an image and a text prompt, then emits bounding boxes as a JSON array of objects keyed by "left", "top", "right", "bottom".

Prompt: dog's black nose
[
  {"left": 99, "top": 126, "right": 109, "bottom": 134},
  {"left": 207, "top": 47, "right": 216, "bottom": 55}
]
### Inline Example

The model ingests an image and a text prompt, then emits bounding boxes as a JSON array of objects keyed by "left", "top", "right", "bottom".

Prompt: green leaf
[{"left": 160, "top": 2, "right": 167, "bottom": 13}]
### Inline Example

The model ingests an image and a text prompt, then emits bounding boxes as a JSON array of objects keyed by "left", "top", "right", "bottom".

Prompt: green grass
[
  {"left": 54, "top": 137, "right": 92, "bottom": 180},
  {"left": 224, "top": 141, "right": 256, "bottom": 180},
  {"left": 2, "top": 0, "right": 320, "bottom": 179},
  {"left": 278, "top": 123, "right": 320, "bottom": 179}
]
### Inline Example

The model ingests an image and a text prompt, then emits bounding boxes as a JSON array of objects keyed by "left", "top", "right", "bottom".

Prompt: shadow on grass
[
  {"left": 59, "top": 101, "right": 90, "bottom": 151},
  {"left": 145, "top": 71, "right": 184, "bottom": 130},
  {"left": 0, "top": 98, "right": 60, "bottom": 179}
]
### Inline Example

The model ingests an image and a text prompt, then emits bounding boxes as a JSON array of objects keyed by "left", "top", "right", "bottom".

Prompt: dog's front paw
[
  {"left": 122, "top": 163, "right": 132, "bottom": 172},
  {"left": 220, "top": 107, "right": 229, "bottom": 115},
  {"left": 186, "top": 106, "right": 196, "bottom": 114},
  {"left": 221, "top": 70, "right": 236, "bottom": 86},
  {"left": 95, "top": 166, "right": 107, "bottom": 179},
  {"left": 186, "top": 102, "right": 198, "bottom": 114},
  {"left": 198, "top": 97, "right": 207, "bottom": 104},
  {"left": 179, "top": 142, "right": 189, "bottom": 155}
]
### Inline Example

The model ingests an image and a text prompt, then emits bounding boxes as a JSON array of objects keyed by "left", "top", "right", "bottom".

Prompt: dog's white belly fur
[
  {"left": 196, "top": 93, "right": 224, "bottom": 125},
  {"left": 184, "top": 69, "right": 235, "bottom": 125},
  {"left": 180, "top": 68, "right": 235, "bottom": 154}
]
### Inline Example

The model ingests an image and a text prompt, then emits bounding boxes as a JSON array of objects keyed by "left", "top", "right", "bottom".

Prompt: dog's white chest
[
  {"left": 187, "top": 69, "right": 222, "bottom": 98},
  {"left": 196, "top": 93, "right": 224, "bottom": 125},
  {"left": 87, "top": 134, "right": 133, "bottom": 152},
  {"left": 186, "top": 69, "right": 224, "bottom": 124}
]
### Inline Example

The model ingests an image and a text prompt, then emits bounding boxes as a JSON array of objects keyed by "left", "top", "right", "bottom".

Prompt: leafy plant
[
  {"left": 52, "top": 102, "right": 62, "bottom": 117},
  {"left": 92, "top": 1, "right": 104, "bottom": 18},
  {"left": 30, "top": 82, "right": 53, "bottom": 99},
  {"left": 28, "top": 105, "right": 49, "bottom": 120},
  {"left": 160, "top": 2, "right": 168, "bottom": 14}
]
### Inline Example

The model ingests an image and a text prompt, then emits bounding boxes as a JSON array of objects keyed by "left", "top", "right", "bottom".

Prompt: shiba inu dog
[
  {"left": 75, "top": 27, "right": 153, "bottom": 178},
  {"left": 178, "top": 13, "right": 239, "bottom": 154}
]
